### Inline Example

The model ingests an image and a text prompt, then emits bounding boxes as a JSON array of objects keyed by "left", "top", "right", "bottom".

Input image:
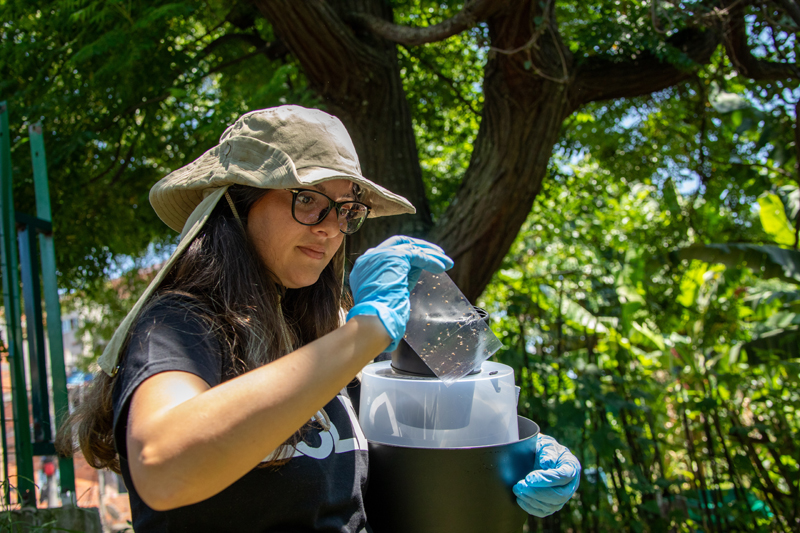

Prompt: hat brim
[
  {"left": 151, "top": 136, "right": 415, "bottom": 233},
  {"left": 295, "top": 165, "right": 416, "bottom": 218}
]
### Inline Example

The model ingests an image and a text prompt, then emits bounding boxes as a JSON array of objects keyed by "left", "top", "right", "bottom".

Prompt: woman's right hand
[{"left": 346, "top": 235, "right": 453, "bottom": 352}]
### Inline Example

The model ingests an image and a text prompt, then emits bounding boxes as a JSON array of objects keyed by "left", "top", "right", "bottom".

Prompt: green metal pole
[
  {"left": 0, "top": 334, "right": 8, "bottom": 505},
  {"left": 0, "top": 102, "right": 35, "bottom": 506},
  {"left": 29, "top": 122, "right": 76, "bottom": 504}
]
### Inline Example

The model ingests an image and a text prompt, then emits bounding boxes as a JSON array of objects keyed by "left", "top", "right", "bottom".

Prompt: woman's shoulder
[
  {"left": 124, "top": 291, "right": 222, "bottom": 371},
  {"left": 141, "top": 292, "right": 212, "bottom": 320},
  {"left": 130, "top": 292, "right": 217, "bottom": 340}
]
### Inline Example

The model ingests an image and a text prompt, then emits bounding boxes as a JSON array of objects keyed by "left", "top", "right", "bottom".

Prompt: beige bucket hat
[{"left": 97, "top": 105, "right": 415, "bottom": 376}]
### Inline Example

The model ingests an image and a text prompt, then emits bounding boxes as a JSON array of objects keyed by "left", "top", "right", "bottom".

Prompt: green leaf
[
  {"left": 756, "top": 310, "right": 800, "bottom": 332},
  {"left": 676, "top": 261, "right": 707, "bottom": 307},
  {"left": 167, "top": 87, "right": 187, "bottom": 99},
  {"left": 617, "top": 284, "right": 644, "bottom": 313},
  {"left": 730, "top": 109, "right": 743, "bottom": 129},
  {"left": 539, "top": 284, "right": 609, "bottom": 335},
  {"left": 662, "top": 178, "right": 681, "bottom": 216},
  {"left": 666, "top": 244, "right": 800, "bottom": 284},
  {"left": 745, "top": 287, "right": 800, "bottom": 309},
  {"left": 779, "top": 185, "right": 799, "bottom": 222},
  {"left": 728, "top": 343, "right": 744, "bottom": 366},
  {"left": 631, "top": 321, "right": 665, "bottom": 351},
  {"left": 758, "top": 193, "right": 796, "bottom": 246}
]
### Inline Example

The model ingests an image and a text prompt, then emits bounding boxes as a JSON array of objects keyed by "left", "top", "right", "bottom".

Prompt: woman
[{"left": 58, "top": 106, "right": 579, "bottom": 531}]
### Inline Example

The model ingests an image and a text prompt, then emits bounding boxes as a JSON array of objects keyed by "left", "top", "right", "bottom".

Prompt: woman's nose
[{"left": 312, "top": 208, "right": 341, "bottom": 237}]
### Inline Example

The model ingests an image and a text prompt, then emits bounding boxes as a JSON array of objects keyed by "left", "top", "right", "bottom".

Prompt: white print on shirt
[{"left": 261, "top": 395, "right": 369, "bottom": 463}]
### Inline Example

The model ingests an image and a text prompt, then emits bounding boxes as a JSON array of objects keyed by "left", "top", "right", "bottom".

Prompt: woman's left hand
[
  {"left": 513, "top": 434, "right": 581, "bottom": 517},
  {"left": 347, "top": 235, "right": 453, "bottom": 352}
]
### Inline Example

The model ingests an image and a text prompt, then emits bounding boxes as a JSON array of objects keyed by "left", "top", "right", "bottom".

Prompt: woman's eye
[{"left": 297, "top": 193, "right": 313, "bottom": 205}]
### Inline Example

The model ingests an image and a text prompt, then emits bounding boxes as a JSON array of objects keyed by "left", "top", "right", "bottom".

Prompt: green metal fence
[{"left": 0, "top": 101, "right": 75, "bottom": 507}]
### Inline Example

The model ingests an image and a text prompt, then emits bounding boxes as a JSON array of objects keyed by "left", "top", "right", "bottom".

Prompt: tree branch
[
  {"left": 95, "top": 93, "right": 169, "bottom": 135},
  {"left": 201, "top": 33, "right": 263, "bottom": 55},
  {"left": 200, "top": 33, "right": 288, "bottom": 62},
  {"left": 571, "top": 27, "right": 719, "bottom": 105},
  {"left": 722, "top": 1, "right": 800, "bottom": 81},
  {"left": 488, "top": 0, "right": 553, "bottom": 56},
  {"left": 90, "top": 137, "right": 136, "bottom": 187},
  {"left": 88, "top": 129, "right": 127, "bottom": 184},
  {"left": 348, "top": 0, "right": 504, "bottom": 46},
  {"left": 723, "top": 160, "right": 796, "bottom": 179},
  {"left": 108, "top": 142, "right": 137, "bottom": 186},
  {"left": 399, "top": 45, "right": 480, "bottom": 115},
  {"left": 486, "top": 0, "right": 570, "bottom": 84},
  {"left": 651, "top": 0, "right": 669, "bottom": 34},
  {"left": 206, "top": 46, "right": 271, "bottom": 75}
]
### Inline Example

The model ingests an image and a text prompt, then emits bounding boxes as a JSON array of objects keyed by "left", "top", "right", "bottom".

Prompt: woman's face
[{"left": 246, "top": 179, "right": 355, "bottom": 289}]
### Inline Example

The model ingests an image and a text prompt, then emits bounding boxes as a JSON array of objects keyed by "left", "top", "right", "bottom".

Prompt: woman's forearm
[{"left": 127, "top": 315, "right": 389, "bottom": 510}]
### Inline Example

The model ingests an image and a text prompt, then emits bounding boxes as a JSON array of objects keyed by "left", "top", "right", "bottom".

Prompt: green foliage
[
  {"left": 1, "top": 478, "right": 99, "bottom": 531},
  {"left": 758, "top": 193, "right": 796, "bottom": 246},
  {"left": 557, "top": 0, "right": 696, "bottom": 64},
  {"left": 483, "top": 87, "right": 799, "bottom": 529},
  {"left": 758, "top": 189, "right": 800, "bottom": 248},
  {"left": 1, "top": 2, "right": 798, "bottom": 531},
  {"left": 669, "top": 243, "right": 800, "bottom": 285},
  {"left": 0, "top": 0, "right": 315, "bottom": 290}
]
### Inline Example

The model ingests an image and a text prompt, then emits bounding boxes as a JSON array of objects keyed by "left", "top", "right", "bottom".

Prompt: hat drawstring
[{"left": 224, "top": 191, "right": 244, "bottom": 229}]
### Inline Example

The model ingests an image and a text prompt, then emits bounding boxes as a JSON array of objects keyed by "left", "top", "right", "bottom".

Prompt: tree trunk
[
  {"left": 432, "top": 3, "right": 575, "bottom": 300},
  {"left": 433, "top": 68, "right": 573, "bottom": 300},
  {"left": 331, "top": 93, "right": 433, "bottom": 258},
  {"left": 253, "top": 0, "right": 433, "bottom": 261},
  {"left": 257, "top": 0, "right": 723, "bottom": 300}
]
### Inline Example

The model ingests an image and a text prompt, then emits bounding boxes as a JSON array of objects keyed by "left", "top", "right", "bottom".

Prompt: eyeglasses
[{"left": 287, "top": 189, "right": 371, "bottom": 235}]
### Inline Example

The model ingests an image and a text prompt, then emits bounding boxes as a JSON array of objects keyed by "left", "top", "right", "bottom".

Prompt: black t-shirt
[{"left": 112, "top": 296, "right": 371, "bottom": 532}]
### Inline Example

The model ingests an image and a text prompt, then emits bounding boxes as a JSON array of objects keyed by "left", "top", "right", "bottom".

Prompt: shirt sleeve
[{"left": 112, "top": 295, "right": 222, "bottom": 457}]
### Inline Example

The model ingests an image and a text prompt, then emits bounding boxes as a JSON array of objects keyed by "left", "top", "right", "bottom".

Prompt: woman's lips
[{"left": 298, "top": 246, "right": 325, "bottom": 260}]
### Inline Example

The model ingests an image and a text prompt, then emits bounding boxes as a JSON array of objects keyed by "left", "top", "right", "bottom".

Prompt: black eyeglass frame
[{"left": 287, "top": 188, "right": 372, "bottom": 235}]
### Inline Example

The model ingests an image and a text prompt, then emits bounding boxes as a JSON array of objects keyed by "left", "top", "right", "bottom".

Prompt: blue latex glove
[
  {"left": 513, "top": 434, "right": 581, "bottom": 517},
  {"left": 347, "top": 236, "right": 453, "bottom": 352}
]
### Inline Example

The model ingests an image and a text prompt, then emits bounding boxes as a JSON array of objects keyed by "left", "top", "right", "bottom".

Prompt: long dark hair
[{"left": 56, "top": 185, "right": 350, "bottom": 472}]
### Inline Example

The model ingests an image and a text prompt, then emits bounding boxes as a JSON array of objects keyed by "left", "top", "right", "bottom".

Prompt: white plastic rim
[{"left": 359, "top": 361, "right": 519, "bottom": 448}]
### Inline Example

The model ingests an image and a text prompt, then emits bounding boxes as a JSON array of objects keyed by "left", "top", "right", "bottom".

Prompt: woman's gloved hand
[
  {"left": 347, "top": 235, "right": 453, "bottom": 352},
  {"left": 513, "top": 434, "right": 581, "bottom": 517}
]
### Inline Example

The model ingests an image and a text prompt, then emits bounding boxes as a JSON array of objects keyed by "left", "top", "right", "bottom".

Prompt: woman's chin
[{"left": 281, "top": 273, "right": 322, "bottom": 290}]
